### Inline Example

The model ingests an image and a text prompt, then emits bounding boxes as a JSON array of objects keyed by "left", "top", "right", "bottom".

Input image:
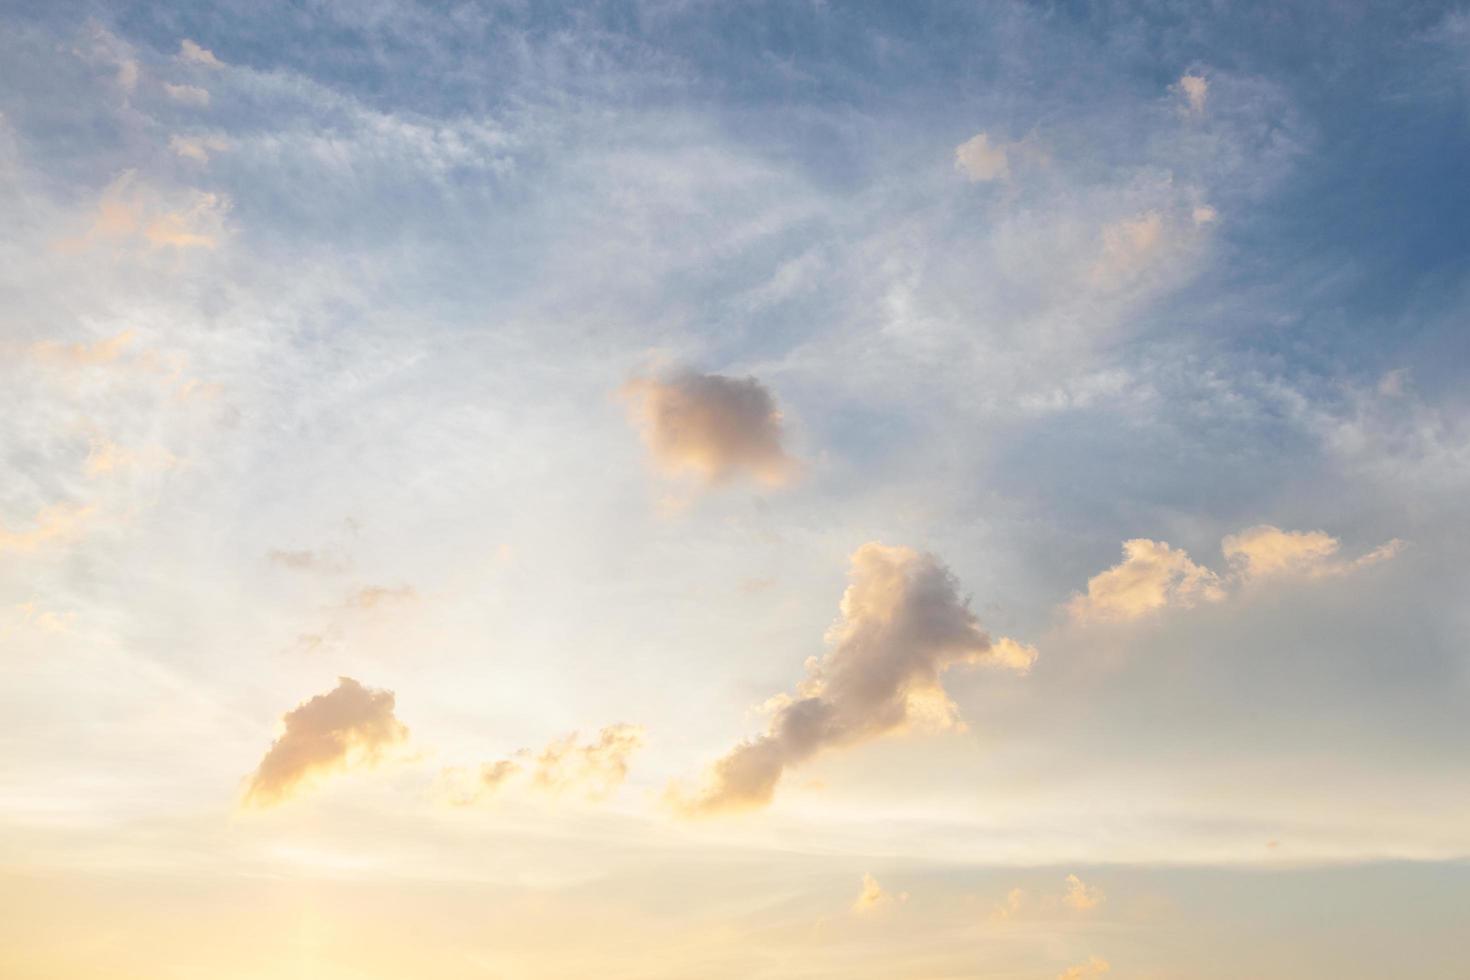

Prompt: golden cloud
[{"left": 244, "top": 677, "right": 408, "bottom": 807}]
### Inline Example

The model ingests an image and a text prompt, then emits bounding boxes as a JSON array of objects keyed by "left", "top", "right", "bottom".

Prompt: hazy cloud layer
[
  {"left": 671, "top": 543, "right": 1036, "bottom": 814},
  {"left": 245, "top": 677, "right": 408, "bottom": 806},
  {"left": 622, "top": 369, "right": 796, "bottom": 487}
]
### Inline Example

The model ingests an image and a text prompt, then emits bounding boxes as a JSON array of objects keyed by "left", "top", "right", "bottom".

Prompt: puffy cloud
[
  {"left": 1058, "top": 956, "right": 1111, "bottom": 980},
  {"left": 449, "top": 724, "right": 645, "bottom": 804},
  {"left": 852, "top": 873, "right": 907, "bottom": 913},
  {"left": 0, "top": 503, "right": 95, "bottom": 554},
  {"left": 1067, "top": 539, "right": 1225, "bottom": 623},
  {"left": 244, "top": 677, "right": 409, "bottom": 807},
  {"left": 178, "top": 39, "right": 222, "bottom": 68},
  {"left": 163, "top": 83, "right": 210, "bottom": 107},
  {"left": 1177, "top": 72, "right": 1209, "bottom": 114},
  {"left": 621, "top": 369, "right": 797, "bottom": 487},
  {"left": 1070, "top": 526, "right": 1404, "bottom": 622},
  {"left": 954, "top": 132, "right": 1010, "bottom": 182},
  {"left": 670, "top": 543, "right": 1035, "bottom": 814},
  {"left": 1223, "top": 525, "right": 1403, "bottom": 581}
]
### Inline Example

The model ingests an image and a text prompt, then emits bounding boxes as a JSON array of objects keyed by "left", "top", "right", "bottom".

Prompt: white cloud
[{"left": 954, "top": 132, "right": 1010, "bottom": 182}]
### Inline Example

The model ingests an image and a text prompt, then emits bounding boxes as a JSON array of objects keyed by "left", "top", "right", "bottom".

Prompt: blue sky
[{"left": 2, "top": 2, "right": 1468, "bottom": 978}]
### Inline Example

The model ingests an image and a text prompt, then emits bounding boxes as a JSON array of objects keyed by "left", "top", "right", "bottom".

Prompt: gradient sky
[{"left": 3, "top": 2, "right": 1469, "bottom": 978}]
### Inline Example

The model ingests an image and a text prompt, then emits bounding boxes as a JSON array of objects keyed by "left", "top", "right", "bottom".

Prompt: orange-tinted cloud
[
  {"left": 0, "top": 503, "right": 95, "bottom": 554},
  {"left": 244, "top": 677, "right": 408, "bottom": 807},
  {"left": 670, "top": 543, "right": 1036, "bottom": 814},
  {"left": 450, "top": 723, "right": 645, "bottom": 804},
  {"left": 622, "top": 369, "right": 797, "bottom": 486},
  {"left": 1069, "top": 525, "right": 1403, "bottom": 624},
  {"left": 852, "top": 872, "right": 907, "bottom": 913},
  {"left": 1058, "top": 956, "right": 1110, "bottom": 980},
  {"left": 58, "top": 171, "right": 228, "bottom": 252}
]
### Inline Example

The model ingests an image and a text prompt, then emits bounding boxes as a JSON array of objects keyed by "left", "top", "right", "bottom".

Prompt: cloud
[
  {"left": 1058, "top": 956, "right": 1111, "bottom": 980},
  {"left": 448, "top": 724, "right": 646, "bottom": 804},
  {"left": 1067, "top": 539, "right": 1225, "bottom": 623},
  {"left": 1176, "top": 72, "right": 1209, "bottom": 114},
  {"left": 169, "top": 134, "right": 230, "bottom": 163},
  {"left": 59, "top": 172, "right": 229, "bottom": 251},
  {"left": 953, "top": 132, "right": 1010, "bottom": 182},
  {"left": 0, "top": 503, "right": 95, "bottom": 554},
  {"left": 1192, "top": 204, "right": 1218, "bottom": 225},
  {"left": 852, "top": 873, "right": 907, "bottom": 913},
  {"left": 244, "top": 677, "right": 408, "bottom": 807},
  {"left": 1070, "top": 526, "right": 1404, "bottom": 622},
  {"left": 670, "top": 543, "right": 1035, "bottom": 814},
  {"left": 343, "top": 585, "right": 418, "bottom": 609},
  {"left": 1091, "top": 211, "right": 1166, "bottom": 287},
  {"left": 178, "top": 39, "right": 222, "bottom": 68},
  {"left": 1063, "top": 873, "right": 1104, "bottom": 911},
  {"left": 28, "top": 330, "right": 136, "bottom": 367},
  {"left": 1222, "top": 525, "right": 1404, "bottom": 581},
  {"left": 621, "top": 369, "right": 797, "bottom": 487},
  {"left": 267, "top": 549, "right": 345, "bottom": 573},
  {"left": 163, "top": 83, "right": 211, "bottom": 107},
  {"left": 992, "top": 875, "right": 1104, "bottom": 919}
]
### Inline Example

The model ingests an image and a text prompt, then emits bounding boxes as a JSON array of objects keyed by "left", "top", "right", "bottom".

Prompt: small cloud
[
  {"left": 852, "top": 873, "right": 908, "bottom": 913},
  {"left": 178, "top": 39, "right": 222, "bottom": 68},
  {"left": 83, "top": 436, "right": 176, "bottom": 478},
  {"left": 343, "top": 585, "right": 418, "bottom": 609},
  {"left": 1091, "top": 211, "right": 1167, "bottom": 287},
  {"left": 169, "top": 134, "right": 230, "bottom": 163},
  {"left": 164, "top": 83, "right": 211, "bottom": 107},
  {"left": 268, "top": 549, "right": 345, "bottom": 573},
  {"left": 621, "top": 368, "right": 797, "bottom": 488},
  {"left": 1377, "top": 368, "right": 1410, "bottom": 398},
  {"left": 1222, "top": 525, "right": 1403, "bottom": 581},
  {"left": 1192, "top": 204, "right": 1219, "bottom": 225},
  {"left": 954, "top": 132, "right": 1010, "bottom": 182},
  {"left": 1063, "top": 874, "right": 1104, "bottom": 911},
  {"left": 669, "top": 543, "right": 1035, "bottom": 815},
  {"left": 1059, "top": 956, "right": 1111, "bottom": 980},
  {"left": 992, "top": 875, "right": 1104, "bottom": 919},
  {"left": 448, "top": 724, "right": 645, "bottom": 804},
  {"left": 10, "top": 602, "right": 74, "bottom": 635},
  {"left": 116, "top": 60, "right": 140, "bottom": 93},
  {"left": 28, "top": 330, "right": 136, "bottom": 367},
  {"left": 1069, "top": 526, "right": 1404, "bottom": 625},
  {"left": 0, "top": 503, "right": 95, "bottom": 555},
  {"left": 1176, "top": 72, "right": 1209, "bottom": 114},
  {"left": 59, "top": 171, "right": 228, "bottom": 251},
  {"left": 1067, "top": 539, "right": 1225, "bottom": 624},
  {"left": 243, "top": 677, "right": 409, "bottom": 807}
]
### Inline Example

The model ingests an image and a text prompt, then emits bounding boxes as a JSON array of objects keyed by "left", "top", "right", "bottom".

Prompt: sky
[{"left": 1, "top": 1, "right": 1468, "bottom": 977}]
